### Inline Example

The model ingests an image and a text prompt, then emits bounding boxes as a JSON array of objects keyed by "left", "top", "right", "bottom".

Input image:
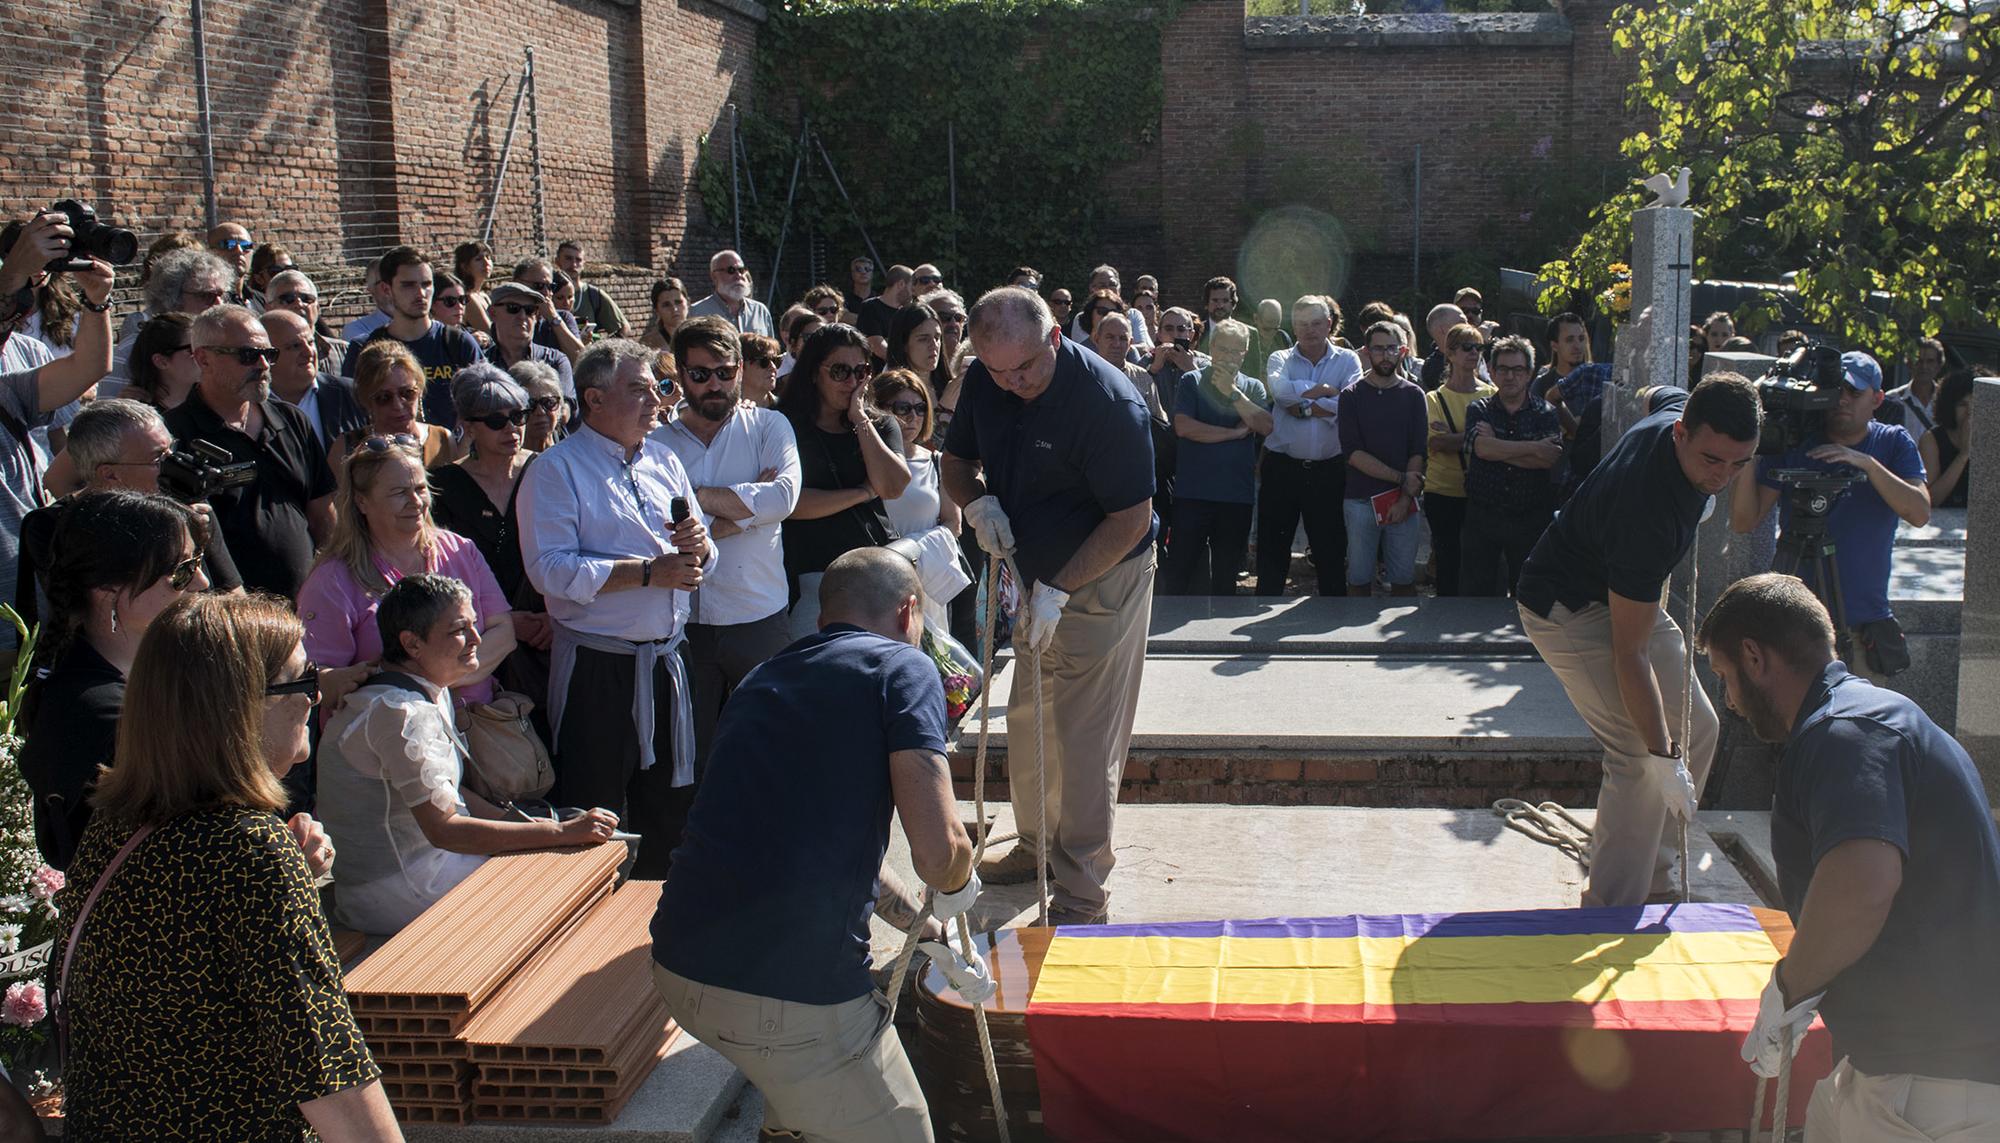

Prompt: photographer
[
  {"left": 1698, "top": 574, "right": 2000, "bottom": 1138},
  {"left": 0, "top": 210, "right": 120, "bottom": 665},
  {"left": 1730, "top": 352, "right": 1930, "bottom": 683}
]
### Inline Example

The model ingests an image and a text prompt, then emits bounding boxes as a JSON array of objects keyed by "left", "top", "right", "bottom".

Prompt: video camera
[
  {"left": 1754, "top": 342, "right": 1844, "bottom": 456},
  {"left": 41, "top": 200, "right": 138, "bottom": 273},
  {"left": 158, "top": 440, "right": 257, "bottom": 503}
]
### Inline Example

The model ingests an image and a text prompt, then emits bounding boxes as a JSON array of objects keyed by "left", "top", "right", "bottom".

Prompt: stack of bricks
[{"left": 342, "top": 844, "right": 674, "bottom": 1125}]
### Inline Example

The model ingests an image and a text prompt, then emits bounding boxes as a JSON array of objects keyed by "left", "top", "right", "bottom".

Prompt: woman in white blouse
[
  {"left": 871, "top": 369, "right": 968, "bottom": 630},
  {"left": 318, "top": 574, "right": 618, "bottom": 935}
]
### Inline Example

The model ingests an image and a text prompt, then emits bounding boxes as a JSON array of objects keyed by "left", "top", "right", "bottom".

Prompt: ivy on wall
[{"left": 697, "top": 0, "right": 1176, "bottom": 298}]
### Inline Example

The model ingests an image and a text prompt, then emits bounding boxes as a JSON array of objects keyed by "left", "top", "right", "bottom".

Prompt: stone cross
[{"left": 1630, "top": 204, "right": 1695, "bottom": 400}]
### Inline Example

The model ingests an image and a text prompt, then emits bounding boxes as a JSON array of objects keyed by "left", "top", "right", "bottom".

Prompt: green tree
[{"left": 1540, "top": 0, "right": 2000, "bottom": 355}]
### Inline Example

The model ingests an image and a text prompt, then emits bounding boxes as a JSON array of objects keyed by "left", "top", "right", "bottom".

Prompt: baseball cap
[{"left": 1841, "top": 350, "right": 1883, "bottom": 392}]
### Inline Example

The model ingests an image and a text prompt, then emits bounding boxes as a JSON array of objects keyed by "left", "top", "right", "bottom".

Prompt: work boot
[
  {"left": 977, "top": 843, "right": 1047, "bottom": 885},
  {"left": 1045, "top": 902, "right": 1109, "bottom": 927}
]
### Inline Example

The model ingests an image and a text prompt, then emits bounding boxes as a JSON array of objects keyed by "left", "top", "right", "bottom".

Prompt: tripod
[{"left": 1769, "top": 472, "right": 1863, "bottom": 661}]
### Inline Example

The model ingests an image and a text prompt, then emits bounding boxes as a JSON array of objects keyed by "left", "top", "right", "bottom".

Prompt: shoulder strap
[
  {"left": 365, "top": 670, "right": 432, "bottom": 698},
  {"left": 57, "top": 822, "right": 156, "bottom": 1060}
]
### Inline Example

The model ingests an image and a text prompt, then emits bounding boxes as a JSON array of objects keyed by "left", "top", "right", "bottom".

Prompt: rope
[
  {"left": 1492, "top": 798, "right": 1594, "bottom": 868},
  {"left": 1679, "top": 546, "right": 1700, "bottom": 903},
  {"left": 1745, "top": 1036, "right": 1795, "bottom": 1142}
]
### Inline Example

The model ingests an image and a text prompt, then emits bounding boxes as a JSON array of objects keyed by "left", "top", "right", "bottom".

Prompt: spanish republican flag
[{"left": 1024, "top": 904, "right": 1830, "bottom": 1142}]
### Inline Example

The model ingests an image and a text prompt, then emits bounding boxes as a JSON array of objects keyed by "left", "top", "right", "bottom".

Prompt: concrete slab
[
  {"left": 1899, "top": 506, "right": 1967, "bottom": 548},
  {"left": 1147, "top": 596, "right": 1530, "bottom": 655},
  {"left": 963, "top": 655, "right": 1594, "bottom": 753},
  {"left": 1890, "top": 542, "right": 1964, "bottom": 601},
  {"left": 873, "top": 804, "right": 1762, "bottom": 962},
  {"left": 401, "top": 1035, "right": 747, "bottom": 1143}
]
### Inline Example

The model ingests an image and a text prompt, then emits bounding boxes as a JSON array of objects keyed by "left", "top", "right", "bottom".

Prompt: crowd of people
[{"left": 0, "top": 203, "right": 1991, "bottom": 1140}]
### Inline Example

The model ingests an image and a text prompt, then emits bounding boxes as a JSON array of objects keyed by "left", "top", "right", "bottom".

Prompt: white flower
[
  {"left": 0, "top": 896, "right": 30, "bottom": 915},
  {"left": 0, "top": 925, "right": 19, "bottom": 954}
]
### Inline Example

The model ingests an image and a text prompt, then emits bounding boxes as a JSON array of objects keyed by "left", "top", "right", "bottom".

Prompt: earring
[{"left": 109, "top": 606, "right": 121, "bottom": 635}]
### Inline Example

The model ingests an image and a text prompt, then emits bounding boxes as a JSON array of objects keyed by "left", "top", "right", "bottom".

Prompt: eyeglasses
[
  {"left": 360, "top": 433, "right": 420, "bottom": 451},
  {"left": 1451, "top": 343, "right": 1484, "bottom": 354},
  {"left": 915, "top": 274, "right": 942, "bottom": 286},
  {"left": 813, "top": 305, "right": 841, "bottom": 318},
  {"left": 1462, "top": 307, "right": 1483, "bottom": 320},
  {"left": 682, "top": 364, "right": 740, "bottom": 385},
  {"left": 715, "top": 265, "right": 750, "bottom": 276},
  {"left": 219, "top": 238, "right": 254, "bottom": 253},
  {"left": 435, "top": 294, "right": 468, "bottom": 308},
  {"left": 474, "top": 410, "right": 530, "bottom": 430},
  {"left": 1018, "top": 280, "right": 1041, "bottom": 291},
  {"left": 745, "top": 356, "right": 778, "bottom": 368},
  {"left": 530, "top": 396, "right": 563, "bottom": 414},
  {"left": 267, "top": 665, "right": 321, "bottom": 707},
  {"left": 271, "top": 291, "right": 317, "bottom": 307},
  {"left": 168, "top": 549, "right": 207, "bottom": 591},
  {"left": 884, "top": 399, "right": 925, "bottom": 417},
  {"left": 523, "top": 280, "right": 554, "bottom": 294},
  {"left": 208, "top": 345, "right": 281, "bottom": 366},
  {"left": 1050, "top": 297, "right": 1073, "bottom": 309},
  {"left": 496, "top": 302, "right": 540, "bottom": 316},
  {"left": 1368, "top": 343, "right": 1402, "bottom": 354},
  {"left": 824, "top": 361, "right": 877, "bottom": 383},
  {"left": 937, "top": 313, "right": 966, "bottom": 327},
  {"left": 370, "top": 389, "right": 419, "bottom": 407}
]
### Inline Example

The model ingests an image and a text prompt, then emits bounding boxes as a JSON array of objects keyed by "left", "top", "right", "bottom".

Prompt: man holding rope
[
  {"left": 1513, "top": 375, "right": 1761, "bottom": 906},
  {"left": 943, "top": 286, "right": 1157, "bottom": 927},
  {"left": 1699, "top": 574, "right": 2000, "bottom": 1139}
]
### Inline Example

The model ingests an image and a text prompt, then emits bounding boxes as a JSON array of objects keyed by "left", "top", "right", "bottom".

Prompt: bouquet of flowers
[
  {"left": 921, "top": 625, "right": 985, "bottom": 729},
  {"left": 1599, "top": 262, "right": 1633, "bottom": 322},
  {"left": 0, "top": 607, "right": 57, "bottom": 1077}
]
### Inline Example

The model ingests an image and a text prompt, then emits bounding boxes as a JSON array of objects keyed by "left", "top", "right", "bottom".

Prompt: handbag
[
  {"left": 455, "top": 692, "right": 556, "bottom": 805},
  {"left": 1854, "top": 616, "right": 1911, "bottom": 678}
]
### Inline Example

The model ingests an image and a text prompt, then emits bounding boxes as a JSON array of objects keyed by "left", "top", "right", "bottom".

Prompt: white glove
[
  {"left": 1017, "top": 582, "right": 1070, "bottom": 656},
  {"left": 964, "top": 496, "right": 1015, "bottom": 558},
  {"left": 1648, "top": 749, "right": 1699, "bottom": 822},
  {"left": 930, "top": 873, "right": 981, "bottom": 925},
  {"left": 919, "top": 939, "right": 997, "bottom": 1005},
  {"left": 1741, "top": 966, "right": 1821, "bottom": 1078}
]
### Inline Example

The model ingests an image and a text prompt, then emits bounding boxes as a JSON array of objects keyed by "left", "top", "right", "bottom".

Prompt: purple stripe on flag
[{"left": 1059, "top": 904, "right": 1763, "bottom": 941}]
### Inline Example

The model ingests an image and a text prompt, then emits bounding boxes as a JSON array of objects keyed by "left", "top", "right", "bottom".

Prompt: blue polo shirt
[
  {"left": 1772, "top": 663, "right": 2000, "bottom": 1083},
  {"left": 945, "top": 337, "right": 1156, "bottom": 588},
  {"left": 651, "top": 625, "right": 949, "bottom": 1005},
  {"left": 1172, "top": 369, "right": 1269, "bottom": 505},
  {"left": 1516, "top": 390, "right": 1706, "bottom": 618},
  {"left": 1758, "top": 422, "right": 1924, "bottom": 627}
]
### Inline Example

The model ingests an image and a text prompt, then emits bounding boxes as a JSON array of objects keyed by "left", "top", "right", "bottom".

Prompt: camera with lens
[
  {"left": 1755, "top": 341, "right": 1845, "bottom": 456},
  {"left": 42, "top": 200, "right": 139, "bottom": 273},
  {"left": 158, "top": 440, "right": 257, "bottom": 503}
]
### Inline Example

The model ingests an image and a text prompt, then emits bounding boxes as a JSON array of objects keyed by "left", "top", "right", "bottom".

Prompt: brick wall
[{"left": 1, "top": 0, "right": 759, "bottom": 296}]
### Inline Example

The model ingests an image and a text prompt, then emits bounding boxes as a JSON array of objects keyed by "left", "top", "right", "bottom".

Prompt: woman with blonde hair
[
  {"left": 298, "top": 438, "right": 515, "bottom": 711},
  {"left": 336, "top": 339, "right": 457, "bottom": 469},
  {"left": 56, "top": 592, "right": 398, "bottom": 1139},
  {"left": 871, "top": 368, "right": 966, "bottom": 630}
]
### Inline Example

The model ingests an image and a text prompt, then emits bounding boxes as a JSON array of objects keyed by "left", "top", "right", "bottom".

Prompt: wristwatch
[{"left": 640, "top": 556, "right": 654, "bottom": 587}]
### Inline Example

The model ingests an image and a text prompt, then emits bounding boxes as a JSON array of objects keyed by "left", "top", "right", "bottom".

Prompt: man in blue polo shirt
[
  {"left": 1515, "top": 374, "right": 1762, "bottom": 906},
  {"left": 651, "top": 548, "right": 977, "bottom": 1142},
  {"left": 1730, "top": 350, "right": 1930, "bottom": 683},
  {"left": 1698, "top": 574, "right": 2000, "bottom": 1138},
  {"left": 942, "top": 286, "right": 1156, "bottom": 925}
]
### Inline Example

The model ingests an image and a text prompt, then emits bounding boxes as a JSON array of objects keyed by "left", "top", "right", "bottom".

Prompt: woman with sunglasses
[
  {"left": 641, "top": 277, "right": 691, "bottom": 356},
  {"left": 333, "top": 339, "right": 458, "bottom": 470},
  {"left": 19, "top": 491, "right": 211, "bottom": 870},
  {"left": 299, "top": 438, "right": 517, "bottom": 714},
  {"left": 455, "top": 239, "right": 496, "bottom": 335},
  {"left": 870, "top": 369, "right": 967, "bottom": 631},
  {"left": 124, "top": 311, "right": 201, "bottom": 409},
  {"left": 508, "top": 359, "right": 570, "bottom": 451},
  {"left": 431, "top": 269, "right": 475, "bottom": 336},
  {"left": 775, "top": 324, "right": 911, "bottom": 637},
  {"left": 739, "top": 332, "right": 782, "bottom": 408},
  {"left": 319, "top": 575, "right": 616, "bottom": 935},
  {"left": 1423, "top": 323, "right": 1497, "bottom": 598},
  {"left": 431, "top": 365, "right": 555, "bottom": 708},
  {"left": 55, "top": 592, "right": 395, "bottom": 1140}
]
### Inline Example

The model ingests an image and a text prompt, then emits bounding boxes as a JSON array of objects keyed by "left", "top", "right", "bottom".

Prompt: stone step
[{"left": 1146, "top": 596, "right": 1532, "bottom": 656}]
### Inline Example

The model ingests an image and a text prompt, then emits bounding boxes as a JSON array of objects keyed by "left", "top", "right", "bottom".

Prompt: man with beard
[
  {"left": 165, "top": 305, "right": 336, "bottom": 600},
  {"left": 1513, "top": 373, "right": 1761, "bottom": 907},
  {"left": 342, "top": 247, "right": 481, "bottom": 429},
  {"left": 689, "top": 249, "right": 774, "bottom": 338},
  {"left": 652, "top": 316, "right": 802, "bottom": 767},
  {"left": 1698, "top": 574, "right": 2000, "bottom": 1138},
  {"left": 1339, "top": 321, "right": 1429, "bottom": 597},
  {"left": 1731, "top": 351, "right": 1930, "bottom": 683}
]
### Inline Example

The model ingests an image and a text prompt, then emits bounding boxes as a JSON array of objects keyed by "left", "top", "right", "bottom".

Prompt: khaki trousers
[
  {"left": 1009, "top": 551, "right": 1156, "bottom": 913},
  {"left": 1807, "top": 1057, "right": 2000, "bottom": 1141},
  {"left": 651, "top": 964, "right": 931, "bottom": 1142},
  {"left": 1519, "top": 600, "right": 1719, "bottom": 906}
]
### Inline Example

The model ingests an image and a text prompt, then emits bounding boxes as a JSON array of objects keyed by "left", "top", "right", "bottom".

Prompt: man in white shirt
[
  {"left": 651, "top": 317, "right": 802, "bottom": 768},
  {"left": 519, "top": 338, "right": 716, "bottom": 878},
  {"left": 687, "top": 249, "right": 774, "bottom": 338},
  {"left": 1260, "top": 295, "right": 1360, "bottom": 596},
  {"left": 1883, "top": 336, "right": 1945, "bottom": 440}
]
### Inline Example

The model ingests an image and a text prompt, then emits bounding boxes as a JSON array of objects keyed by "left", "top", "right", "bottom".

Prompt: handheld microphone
[{"left": 670, "top": 496, "right": 690, "bottom": 525}]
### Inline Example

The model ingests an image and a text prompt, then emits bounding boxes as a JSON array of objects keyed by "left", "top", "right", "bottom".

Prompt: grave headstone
[{"left": 1955, "top": 377, "right": 2000, "bottom": 808}]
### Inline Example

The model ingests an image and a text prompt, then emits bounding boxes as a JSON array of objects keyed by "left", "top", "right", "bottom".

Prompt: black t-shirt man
[
  {"left": 1773, "top": 663, "right": 2000, "bottom": 1083},
  {"left": 857, "top": 297, "right": 899, "bottom": 344},
  {"left": 1515, "top": 390, "right": 1705, "bottom": 618},
  {"left": 343, "top": 320, "right": 481, "bottom": 429},
  {"left": 162, "top": 397, "right": 336, "bottom": 599}
]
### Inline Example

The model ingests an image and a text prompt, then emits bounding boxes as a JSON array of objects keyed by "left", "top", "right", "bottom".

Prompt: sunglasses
[
  {"left": 937, "top": 313, "right": 966, "bottom": 326},
  {"left": 824, "top": 361, "right": 877, "bottom": 383},
  {"left": 1019, "top": 280, "right": 1041, "bottom": 291},
  {"left": 360, "top": 433, "right": 420, "bottom": 451},
  {"left": 1462, "top": 307, "right": 1483, "bottom": 319},
  {"left": 168, "top": 549, "right": 207, "bottom": 591},
  {"left": 271, "top": 291, "right": 317, "bottom": 307},
  {"left": 1051, "top": 298, "right": 1073, "bottom": 308},
  {"left": 267, "top": 664, "right": 321, "bottom": 707},
  {"left": 496, "top": 301, "right": 539, "bottom": 316},
  {"left": 208, "top": 345, "right": 281, "bottom": 366},
  {"left": 683, "top": 364, "right": 740, "bottom": 385},
  {"left": 813, "top": 305, "right": 841, "bottom": 318},
  {"left": 474, "top": 410, "right": 529, "bottom": 430},
  {"left": 883, "top": 399, "right": 925, "bottom": 417},
  {"left": 715, "top": 265, "right": 750, "bottom": 276},
  {"left": 370, "top": 389, "right": 419, "bottom": 407},
  {"left": 219, "top": 238, "right": 254, "bottom": 252},
  {"left": 915, "top": 274, "right": 942, "bottom": 285},
  {"left": 530, "top": 396, "right": 563, "bottom": 414},
  {"left": 435, "top": 294, "right": 468, "bottom": 308},
  {"left": 745, "top": 356, "right": 779, "bottom": 368},
  {"left": 1452, "top": 343, "right": 1484, "bottom": 353},
  {"left": 523, "top": 280, "right": 554, "bottom": 293}
]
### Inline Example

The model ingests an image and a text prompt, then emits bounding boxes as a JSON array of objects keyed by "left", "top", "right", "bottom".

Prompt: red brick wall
[{"left": 0, "top": 0, "right": 758, "bottom": 308}]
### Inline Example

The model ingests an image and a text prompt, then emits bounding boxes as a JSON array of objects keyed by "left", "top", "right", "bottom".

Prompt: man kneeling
[{"left": 650, "top": 547, "right": 978, "bottom": 1142}]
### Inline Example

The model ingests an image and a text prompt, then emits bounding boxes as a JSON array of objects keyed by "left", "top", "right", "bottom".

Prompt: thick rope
[
  {"left": 1746, "top": 1036, "right": 1795, "bottom": 1141},
  {"left": 1679, "top": 552, "right": 1700, "bottom": 903},
  {"left": 1492, "top": 798, "right": 1593, "bottom": 868},
  {"left": 1031, "top": 644, "right": 1049, "bottom": 927}
]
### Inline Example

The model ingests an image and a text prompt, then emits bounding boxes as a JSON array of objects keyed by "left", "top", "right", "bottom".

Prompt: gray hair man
[
  {"left": 109, "top": 248, "right": 235, "bottom": 384},
  {"left": 687, "top": 249, "right": 774, "bottom": 338},
  {"left": 518, "top": 338, "right": 716, "bottom": 879},
  {"left": 1259, "top": 294, "right": 1359, "bottom": 596},
  {"left": 262, "top": 308, "right": 365, "bottom": 449},
  {"left": 264, "top": 268, "right": 350, "bottom": 377},
  {"left": 940, "top": 286, "right": 1156, "bottom": 925}
]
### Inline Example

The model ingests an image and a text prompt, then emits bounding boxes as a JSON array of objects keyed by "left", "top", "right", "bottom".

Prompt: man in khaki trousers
[
  {"left": 943, "top": 287, "right": 1158, "bottom": 926},
  {"left": 1512, "top": 375, "right": 1762, "bottom": 906}
]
